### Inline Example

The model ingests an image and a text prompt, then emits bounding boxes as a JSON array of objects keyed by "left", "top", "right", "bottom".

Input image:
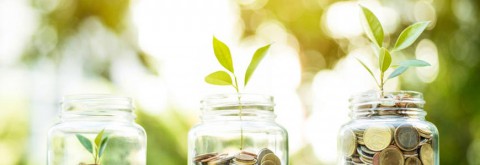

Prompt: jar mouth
[
  {"left": 62, "top": 94, "right": 135, "bottom": 114},
  {"left": 349, "top": 90, "right": 426, "bottom": 118},
  {"left": 201, "top": 93, "right": 275, "bottom": 112}
]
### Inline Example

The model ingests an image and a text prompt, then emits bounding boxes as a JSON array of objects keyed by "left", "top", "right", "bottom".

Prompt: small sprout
[
  {"left": 358, "top": 5, "right": 431, "bottom": 93},
  {"left": 205, "top": 36, "right": 271, "bottom": 92},
  {"left": 205, "top": 36, "right": 271, "bottom": 150},
  {"left": 76, "top": 129, "right": 109, "bottom": 165}
]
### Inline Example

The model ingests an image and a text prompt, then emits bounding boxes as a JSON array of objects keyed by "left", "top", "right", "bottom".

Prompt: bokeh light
[{"left": 0, "top": 0, "right": 479, "bottom": 164}]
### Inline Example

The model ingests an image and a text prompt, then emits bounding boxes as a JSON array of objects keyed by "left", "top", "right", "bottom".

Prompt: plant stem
[
  {"left": 233, "top": 75, "right": 244, "bottom": 150},
  {"left": 380, "top": 72, "right": 385, "bottom": 96}
]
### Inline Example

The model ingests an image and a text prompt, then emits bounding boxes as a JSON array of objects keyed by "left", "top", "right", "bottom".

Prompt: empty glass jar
[
  {"left": 338, "top": 91, "right": 439, "bottom": 165},
  {"left": 188, "top": 94, "right": 288, "bottom": 165},
  {"left": 48, "top": 95, "right": 146, "bottom": 165}
]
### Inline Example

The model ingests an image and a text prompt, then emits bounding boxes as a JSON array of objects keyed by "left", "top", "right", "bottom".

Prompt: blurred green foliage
[
  {"left": 1, "top": 0, "right": 478, "bottom": 164},
  {"left": 240, "top": 0, "right": 480, "bottom": 164}
]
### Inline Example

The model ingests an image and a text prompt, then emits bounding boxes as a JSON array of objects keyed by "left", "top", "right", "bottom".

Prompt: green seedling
[
  {"left": 205, "top": 36, "right": 271, "bottom": 149},
  {"left": 357, "top": 5, "right": 431, "bottom": 94},
  {"left": 76, "top": 129, "right": 109, "bottom": 165}
]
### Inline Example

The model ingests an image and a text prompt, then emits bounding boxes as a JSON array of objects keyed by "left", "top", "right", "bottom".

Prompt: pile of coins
[
  {"left": 341, "top": 123, "right": 434, "bottom": 165},
  {"left": 193, "top": 148, "right": 281, "bottom": 165}
]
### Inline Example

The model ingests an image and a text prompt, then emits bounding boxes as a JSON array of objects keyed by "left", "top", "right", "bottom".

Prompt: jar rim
[
  {"left": 349, "top": 90, "right": 426, "bottom": 118},
  {"left": 349, "top": 90, "right": 424, "bottom": 104},
  {"left": 61, "top": 94, "right": 135, "bottom": 114},
  {"left": 63, "top": 94, "right": 132, "bottom": 102},
  {"left": 201, "top": 93, "right": 275, "bottom": 112},
  {"left": 201, "top": 93, "right": 274, "bottom": 105}
]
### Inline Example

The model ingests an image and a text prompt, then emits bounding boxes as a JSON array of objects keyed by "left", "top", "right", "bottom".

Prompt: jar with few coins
[
  {"left": 188, "top": 94, "right": 288, "bottom": 165},
  {"left": 48, "top": 95, "right": 146, "bottom": 165},
  {"left": 338, "top": 91, "right": 439, "bottom": 165}
]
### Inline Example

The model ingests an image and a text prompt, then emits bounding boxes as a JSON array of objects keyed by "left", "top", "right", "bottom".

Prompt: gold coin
[
  {"left": 341, "top": 129, "right": 357, "bottom": 157},
  {"left": 405, "top": 157, "right": 422, "bottom": 165},
  {"left": 395, "top": 124, "right": 420, "bottom": 151},
  {"left": 260, "top": 160, "right": 276, "bottom": 165},
  {"left": 379, "top": 147, "right": 404, "bottom": 165},
  {"left": 364, "top": 125, "right": 392, "bottom": 151},
  {"left": 257, "top": 148, "right": 273, "bottom": 165},
  {"left": 420, "top": 144, "right": 434, "bottom": 165},
  {"left": 261, "top": 153, "right": 281, "bottom": 165}
]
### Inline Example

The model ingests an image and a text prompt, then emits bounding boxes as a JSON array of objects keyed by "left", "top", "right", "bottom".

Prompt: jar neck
[
  {"left": 200, "top": 93, "right": 276, "bottom": 122},
  {"left": 349, "top": 91, "right": 427, "bottom": 120},
  {"left": 60, "top": 94, "right": 136, "bottom": 122}
]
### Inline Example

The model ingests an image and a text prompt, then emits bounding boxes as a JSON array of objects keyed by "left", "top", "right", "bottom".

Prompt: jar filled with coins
[
  {"left": 188, "top": 94, "right": 288, "bottom": 165},
  {"left": 338, "top": 91, "right": 439, "bottom": 165},
  {"left": 48, "top": 95, "right": 147, "bottom": 165}
]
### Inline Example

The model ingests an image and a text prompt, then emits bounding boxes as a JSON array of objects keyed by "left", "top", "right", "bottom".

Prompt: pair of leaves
[
  {"left": 359, "top": 5, "right": 431, "bottom": 88},
  {"left": 388, "top": 60, "right": 430, "bottom": 79},
  {"left": 205, "top": 36, "right": 271, "bottom": 90},
  {"left": 357, "top": 57, "right": 430, "bottom": 84},
  {"left": 360, "top": 6, "right": 430, "bottom": 51},
  {"left": 76, "top": 129, "right": 110, "bottom": 159}
]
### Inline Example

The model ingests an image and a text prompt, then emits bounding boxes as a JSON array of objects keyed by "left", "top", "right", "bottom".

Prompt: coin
[
  {"left": 235, "top": 153, "right": 255, "bottom": 161},
  {"left": 194, "top": 152, "right": 218, "bottom": 162},
  {"left": 241, "top": 151, "right": 258, "bottom": 159},
  {"left": 403, "top": 151, "right": 418, "bottom": 157},
  {"left": 405, "top": 157, "right": 422, "bottom": 165},
  {"left": 257, "top": 148, "right": 273, "bottom": 165},
  {"left": 233, "top": 158, "right": 257, "bottom": 165},
  {"left": 420, "top": 144, "right": 433, "bottom": 165},
  {"left": 357, "top": 146, "right": 374, "bottom": 159},
  {"left": 260, "top": 160, "right": 275, "bottom": 165},
  {"left": 351, "top": 154, "right": 362, "bottom": 164},
  {"left": 359, "top": 154, "right": 373, "bottom": 164},
  {"left": 372, "top": 152, "right": 380, "bottom": 165},
  {"left": 360, "top": 145, "right": 376, "bottom": 155},
  {"left": 202, "top": 153, "right": 227, "bottom": 162},
  {"left": 364, "top": 125, "right": 392, "bottom": 151},
  {"left": 416, "top": 126, "right": 433, "bottom": 138},
  {"left": 208, "top": 155, "right": 234, "bottom": 165},
  {"left": 261, "top": 153, "right": 281, "bottom": 165},
  {"left": 341, "top": 129, "right": 357, "bottom": 157},
  {"left": 395, "top": 124, "right": 420, "bottom": 151},
  {"left": 379, "top": 147, "right": 404, "bottom": 165}
]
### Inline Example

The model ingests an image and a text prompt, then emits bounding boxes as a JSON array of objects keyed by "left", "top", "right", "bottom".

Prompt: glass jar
[
  {"left": 48, "top": 95, "right": 147, "bottom": 165},
  {"left": 188, "top": 94, "right": 289, "bottom": 165},
  {"left": 338, "top": 91, "right": 439, "bottom": 165}
]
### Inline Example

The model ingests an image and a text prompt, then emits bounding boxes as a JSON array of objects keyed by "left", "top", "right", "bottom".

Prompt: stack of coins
[
  {"left": 341, "top": 123, "right": 434, "bottom": 165},
  {"left": 193, "top": 148, "right": 281, "bottom": 165},
  {"left": 256, "top": 148, "right": 281, "bottom": 165}
]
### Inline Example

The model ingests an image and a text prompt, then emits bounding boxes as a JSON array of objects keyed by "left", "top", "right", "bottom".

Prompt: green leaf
[
  {"left": 393, "top": 21, "right": 430, "bottom": 51},
  {"left": 98, "top": 137, "right": 109, "bottom": 158},
  {"left": 379, "top": 48, "right": 392, "bottom": 72},
  {"left": 360, "top": 5, "right": 384, "bottom": 47},
  {"left": 213, "top": 36, "right": 235, "bottom": 73},
  {"left": 244, "top": 44, "right": 271, "bottom": 86},
  {"left": 94, "top": 129, "right": 105, "bottom": 147},
  {"left": 205, "top": 71, "right": 233, "bottom": 86},
  {"left": 388, "top": 66, "right": 408, "bottom": 79},
  {"left": 76, "top": 134, "right": 93, "bottom": 154},
  {"left": 355, "top": 58, "right": 379, "bottom": 85},
  {"left": 399, "top": 59, "right": 431, "bottom": 67}
]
